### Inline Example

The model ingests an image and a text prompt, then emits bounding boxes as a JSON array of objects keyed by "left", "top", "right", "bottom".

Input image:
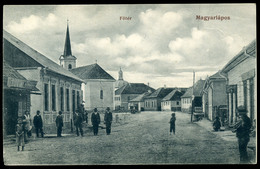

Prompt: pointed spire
[{"left": 63, "top": 20, "right": 72, "bottom": 57}]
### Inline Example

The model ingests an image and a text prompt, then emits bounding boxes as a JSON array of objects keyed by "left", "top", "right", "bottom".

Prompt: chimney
[
  {"left": 147, "top": 82, "right": 150, "bottom": 86},
  {"left": 164, "top": 85, "right": 166, "bottom": 89}
]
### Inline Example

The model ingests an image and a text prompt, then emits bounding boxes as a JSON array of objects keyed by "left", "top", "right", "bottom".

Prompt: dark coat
[
  {"left": 74, "top": 113, "right": 83, "bottom": 126},
  {"left": 33, "top": 115, "right": 43, "bottom": 128},
  {"left": 91, "top": 113, "right": 100, "bottom": 125},
  {"left": 236, "top": 116, "right": 252, "bottom": 138},
  {"left": 104, "top": 112, "right": 113, "bottom": 124},
  {"left": 56, "top": 115, "right": 63, "bottom": 128},
  {"left": 170, "top": 116, "right": 176, "bottom": 126},
  {"left": 213, "top": 119, "right": 221, "bottom": 130}
]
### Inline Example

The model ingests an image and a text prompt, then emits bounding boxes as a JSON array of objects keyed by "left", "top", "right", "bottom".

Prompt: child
[
  {"left": 16, "top": 118, "right": 25, "bottom": 151},
  {"left": 213, "top": 116, "right": 221, "bottom": 132},
  {"left": 169, "top": 113, "right": 176, "bottom": 135}
]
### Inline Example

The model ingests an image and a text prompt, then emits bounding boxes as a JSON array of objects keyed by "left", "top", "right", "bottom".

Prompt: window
[
  {"left": 44, "top": 84, "right": 49, "bottom": 111},
  {"left": 152, "top": 101, "right": 154, "bottom": 107},
  {"left": 77, "top": 91, "right": 80, "bottom": 108},
  {"left": 66, "top": 89, "right": 70, "bottom": 111},
  {"left": 243, "top": 80, "right": 247, "bottom": 109},
  {"left": 68, "top": 64, "right": 72, "bottom": 69},
  {"left": 72, "top": 90, "right": 76, "bottom": 112},
  {"left": 176, "top": 101, "right": 179, "bottom": 105},
  {"left": 127, "top": 96, "right": 130, "bottom": 101},
  {"left": 100, "top": 90, "right": 103, "bottom": 99},
  {"left": 52, "top": 85, "right": 56, "bottom": 111},
  {"left": 60, "top": 87, "right": 64, "bottom": 111}
]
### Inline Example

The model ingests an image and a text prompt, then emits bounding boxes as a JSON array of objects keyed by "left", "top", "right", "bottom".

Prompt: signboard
[{"left": 7, "top": 77, "right": 26, "bottom": 88}]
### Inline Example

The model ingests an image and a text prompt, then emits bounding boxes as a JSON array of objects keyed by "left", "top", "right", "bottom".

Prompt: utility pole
[{"left": 191, "top": 70, "right": 195, "bottom": 122}]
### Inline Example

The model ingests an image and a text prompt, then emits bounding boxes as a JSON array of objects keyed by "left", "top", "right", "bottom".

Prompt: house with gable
[
  {"left": 144, "top": 87, "right": 175, "bottom": 111},
  {"left": 161, "top": 88, "right": 187, "bottom": 111},
  {"left": 70, "top": 64, "right": 116, "bottom": 111},
  {"left": 201, "top": 71, "right": 227, "bottom": 121},
  {"left": 115, "top": 83, "right": 155, "bottom": 111},
  {"left": 181, "top": 79, "right": 205, "bottom": 113}
]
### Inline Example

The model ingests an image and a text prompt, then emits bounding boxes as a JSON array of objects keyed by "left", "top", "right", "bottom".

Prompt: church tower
[
  {"left": 115, "top": 67, "right": 128, "bottom": 90},
  {"left": 59, "top": 21, "right": 77, "bottom": 70},
  {"left": 118, "top": 67, "right": 124, "bottom": 80}
]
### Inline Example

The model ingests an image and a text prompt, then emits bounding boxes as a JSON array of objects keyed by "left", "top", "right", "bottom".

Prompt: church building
[{"left": 60, "top": 23, "right": 116, "bottom": 111}]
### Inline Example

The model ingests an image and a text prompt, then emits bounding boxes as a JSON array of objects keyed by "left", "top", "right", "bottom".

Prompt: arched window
[{"left": 68, "top": 64, "right": 72, "bottom": 69}]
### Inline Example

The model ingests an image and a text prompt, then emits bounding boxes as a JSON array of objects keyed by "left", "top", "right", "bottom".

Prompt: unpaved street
[{"left": 4, "top": 111, "right": 244, "bottom": 165}]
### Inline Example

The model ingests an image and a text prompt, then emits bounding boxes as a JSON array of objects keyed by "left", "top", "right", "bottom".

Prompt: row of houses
[{"left": 116, "top": 39, "right": 256, "bottom": 128}]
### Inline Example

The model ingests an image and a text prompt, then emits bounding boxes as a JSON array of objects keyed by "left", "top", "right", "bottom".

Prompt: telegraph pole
[{"left": 191, "top": 70, "right": 195, "bottom": 122}]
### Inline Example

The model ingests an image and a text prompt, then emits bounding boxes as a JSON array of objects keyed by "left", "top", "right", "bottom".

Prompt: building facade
[
  {"left": 70, "top": 64, "right": 116, "bottom": 111},
  {"left": 3, "top": 30, "right": 84, "bottom": 134},
  {"left": 3, "top": 61, "right": 39, "bottom": 136},
  {"left": 221, "top": 40, "right": 256, "bottom": 125},
  {"left": 115, "top": 83, "right": 155, "bottom": 111},
  {"left": 201, "top": 71, "right": 227, "bottom": 121},
  {"left": 144, "top": 87, "right": 175, "bottom": 111},
  {"left": 181, "top": 79, "right": 205, "bottom": 113},
  {"left": 161, "top": 89, "right": 187, "bottom": 111}
]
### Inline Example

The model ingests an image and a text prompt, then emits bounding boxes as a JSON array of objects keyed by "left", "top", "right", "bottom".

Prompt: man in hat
[
  {"left": 74, "top": 110, "right": 84, "bottom": 137},
  {"left": 56, "top": 111, "right": 63, "bottom": 137},
  {"left": 91, "top": 108, "right": 100, "bottom": 135},
  {"left": 33, "top": 110, "right": 44, "bottom": 138},
  {"left": 104, "top": 107, "right": 113, "bottom": 135},
  {"left": 232, "top": 106, "right": 252, "bottom": 164}
]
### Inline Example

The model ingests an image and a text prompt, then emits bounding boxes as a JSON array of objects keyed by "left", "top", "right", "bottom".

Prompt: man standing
[
  {"left": 91, "top": 108, "right": 100, "bottom": 136},
  {"left": 56, "top": 111, "right": 63, "bottom": 137},
  {"left": 33, "top": 110, "right": 44, "bottom": 138},
  {"left": 74, "top": 110, "right": 84, "bottom": 137},
  {"left": 232, "top": 106, "right": 252, "bottom": 164},
  {"left": 104, "top": 107, "right": 113, "bottom": 135}
]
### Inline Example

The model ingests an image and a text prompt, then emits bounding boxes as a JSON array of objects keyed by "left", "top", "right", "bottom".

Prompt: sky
[{"left": 3, "top": 4, "right": 256, "bottom": 89}]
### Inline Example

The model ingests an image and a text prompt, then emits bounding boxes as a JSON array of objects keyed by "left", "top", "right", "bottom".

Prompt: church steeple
[
  {"left": 63, "top": 21, "right": 72, "bottom": 57},
  {"left": 59, "top": 20, "right": 77, "bottom": 70}
]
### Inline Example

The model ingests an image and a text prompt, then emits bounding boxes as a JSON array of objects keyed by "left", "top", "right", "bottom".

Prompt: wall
[
  {"left": 121, "top": 94, "right": 140, "bottom": 110},
  {"left": 84, "top": 80, "right": 114, "bottom": 111},
  {"left": 181, "top": 97, "right": 192, "bottom": 113},
  {"left": 144, "top": 98, "right": 160, "bottom": 111},
  {"left": 227, "top": 57, "right": 256, "bottom": 121},
  {"left": 18, "top": 68, "right": 82, "bottom": 133}
]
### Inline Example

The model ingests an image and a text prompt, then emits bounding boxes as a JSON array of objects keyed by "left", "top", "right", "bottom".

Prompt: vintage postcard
[{"left": 3, "top": 4, "right": 256, "bottom": 165}]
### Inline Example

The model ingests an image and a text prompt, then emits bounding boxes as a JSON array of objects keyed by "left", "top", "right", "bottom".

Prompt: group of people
[
  {"left": 16, "top": 110, "right": 44, "bottom": 151},
  {"left": 56, "top": 107, "right": 113, "bottom": 137}
]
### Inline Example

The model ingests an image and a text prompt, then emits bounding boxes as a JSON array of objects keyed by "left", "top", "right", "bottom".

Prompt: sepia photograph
[{"left": 2, "top": 4, "right": 256, "bottom": 165}]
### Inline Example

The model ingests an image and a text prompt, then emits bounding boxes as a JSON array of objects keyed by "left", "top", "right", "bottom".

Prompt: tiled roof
[
  {"left": 70, "top": 64, "right": 115, "bottom": 80},
  {"left": 3, "top": 60, "right": 39, "bottom": 91},
  {"left": 3, "top": 60, "right": 27, "bottom": 80},
  {"left": 181, "top": 79, "right": 205, "bottom": 98},
  {"left": 162, "top": 89, "right": 186, "bottom": 101},
  {"left": 115, "top": 83, "right": 155, "bottom": 95},
  {"left": 3, "top": 30, "right": 83, "bottom": 83},
  {"left": 129, "top": 92, "right": 153, "bottom": 102},
  {"left": 146, "top": 87, "right": 175, "bottom": 99}
]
